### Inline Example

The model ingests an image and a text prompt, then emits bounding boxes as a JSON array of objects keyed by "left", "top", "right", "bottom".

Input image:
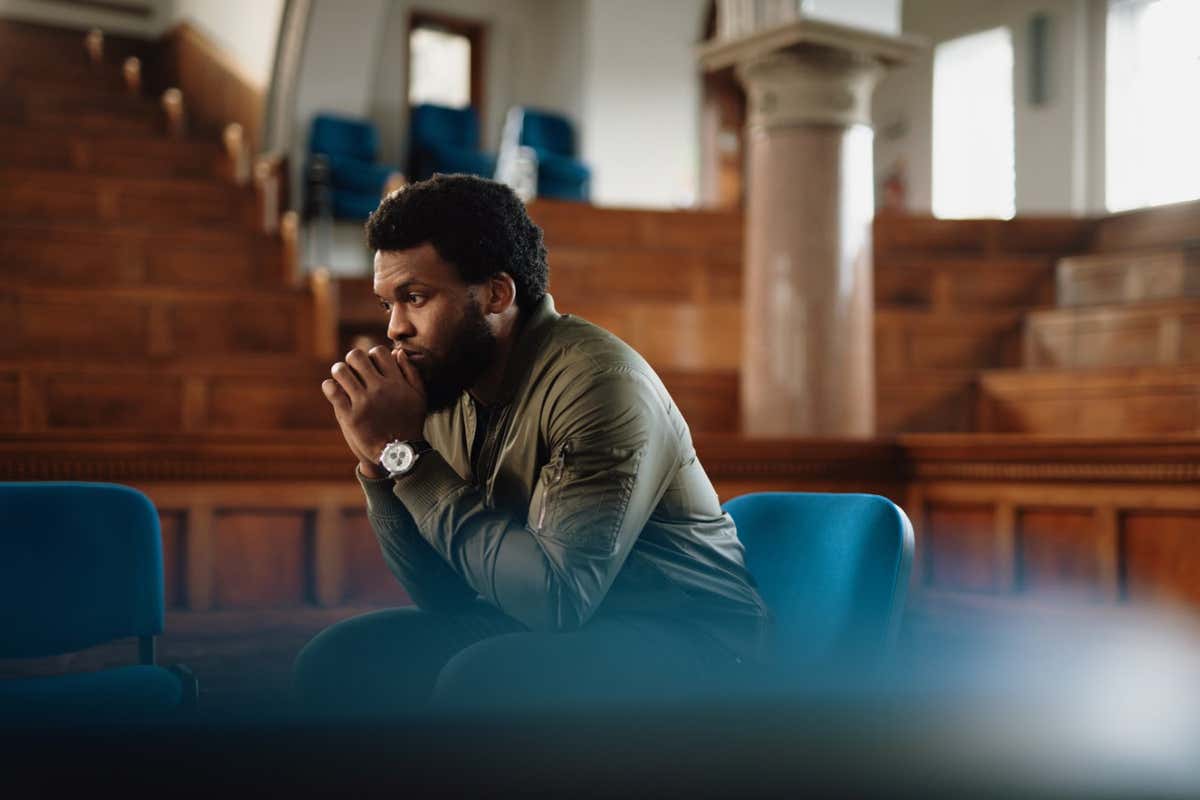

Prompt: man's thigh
[
  {"left": 431, "top": 615, "right": 739, "bottom": 711},
  {"left": 293, "top": 602, "right": 522, "bottom": 716}
]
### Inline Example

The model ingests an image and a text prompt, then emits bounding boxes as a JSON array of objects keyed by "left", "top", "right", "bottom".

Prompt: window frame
[{"left": 407, "top": 9, "right": 487, "bottom": 121}]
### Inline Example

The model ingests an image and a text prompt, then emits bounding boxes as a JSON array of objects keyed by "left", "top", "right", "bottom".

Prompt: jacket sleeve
[
  {"left": 357, "top": 467, "right": 479, "bottom": 613},
  {"left": 389, "top": 366, "right": 678, "bottom": 632}
]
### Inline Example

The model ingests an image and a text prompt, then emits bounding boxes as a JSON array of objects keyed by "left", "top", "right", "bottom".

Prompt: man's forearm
[{"left": 357, "top": 468, "right": 478, "bottom": 612}]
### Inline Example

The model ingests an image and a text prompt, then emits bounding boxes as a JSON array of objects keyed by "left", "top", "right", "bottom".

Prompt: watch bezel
[{"left": 379, "top": 439, "right": 429, "bottom": 477}]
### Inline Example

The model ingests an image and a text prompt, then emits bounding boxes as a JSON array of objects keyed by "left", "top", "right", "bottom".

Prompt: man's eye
[
  {"left": 406, "top": 294, "right": 426, "bottom": 306},
  {"left": 378, "top": 299, "right": 392, "bottom": 313}
]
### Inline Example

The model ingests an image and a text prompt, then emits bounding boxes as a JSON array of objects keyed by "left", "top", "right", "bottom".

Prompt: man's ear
[{"left": 483, "top": 272, "right": 517, "bottom": 315}]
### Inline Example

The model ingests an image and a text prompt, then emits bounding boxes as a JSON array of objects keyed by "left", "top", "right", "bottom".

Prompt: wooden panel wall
[{"left": 6, "top": 434, "right": 1195, "bottom": 625}]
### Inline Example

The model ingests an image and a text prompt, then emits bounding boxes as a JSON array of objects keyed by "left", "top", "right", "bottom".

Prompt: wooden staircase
[
  {"left": 978, "top": 211, "right": 1200, "bottom": 435},
  {"left": 0, "top": 20, "right": 329, "bottom": 440}
]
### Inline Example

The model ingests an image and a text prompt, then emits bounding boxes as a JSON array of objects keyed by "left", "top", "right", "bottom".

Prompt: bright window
[
  {"left": 932, "top": 27, "right": 1016, "bottom": 220},
  {"left": 1106, "top": 0, "right": 1200, "bottom": 212},
  {"left": 408, "top": 26, "right": 471, "bottom": 109}
]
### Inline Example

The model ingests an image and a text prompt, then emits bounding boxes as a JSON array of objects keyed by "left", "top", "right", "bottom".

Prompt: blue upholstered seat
[
  {"left": 517, "top": 108, "right": 590, "bottom": 202},
  {"left": 409, "top": 104, "right": 497, "bottom": 183},
  {"left": 722, "top": 492, "right": 914, "bottom": 665},
  {"left": 0, "top": 482, "right": 194, "bottom": 722},
  {"left": 308, "top": 113, "right": 402, "bottom": 220}
]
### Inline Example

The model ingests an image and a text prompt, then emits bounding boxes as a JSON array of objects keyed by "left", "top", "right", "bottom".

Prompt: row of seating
[
  {"left": 308, "top": 103, "right": 591, "bottom": 221},
  {"left": 0, "top": 482, "right": 911, "bottom": 723}
]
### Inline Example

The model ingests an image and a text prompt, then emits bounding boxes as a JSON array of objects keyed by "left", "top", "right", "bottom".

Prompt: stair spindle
[
  {"left": 223, "top": 123, "right": 251, "bottom": 186},
  {"left": 161, "top": 87, "right": 186, "bottom": 138},
  {"left": 84, "top": 28, "right": 104, "bottom": 64},
  {"left": 254, "top": 155, "right": 282, "bottom": 235},
  {"left": 123, "top": 57, "right": 142, "bottom": 95},
  {"left": 281, "top": 210, "right": 301, "bottom": 287}
]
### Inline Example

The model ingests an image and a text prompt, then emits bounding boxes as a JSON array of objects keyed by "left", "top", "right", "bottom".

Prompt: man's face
[{"left": 373, "top": 243, "right": 497, "bottom": 412}]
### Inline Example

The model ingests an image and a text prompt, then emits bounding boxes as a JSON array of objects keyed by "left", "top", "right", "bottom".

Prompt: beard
[{"left": 410, "top": 299, "right": 496, "bottom": 413}]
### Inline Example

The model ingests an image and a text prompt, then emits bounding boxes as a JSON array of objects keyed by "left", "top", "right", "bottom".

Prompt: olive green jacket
[{"left": 357, "top": 294, "right": 770, "bottom": 659}]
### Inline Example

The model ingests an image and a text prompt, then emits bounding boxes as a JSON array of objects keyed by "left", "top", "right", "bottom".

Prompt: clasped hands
[{"left": 322, "top": 346, "right": 427, "bottom": 478}]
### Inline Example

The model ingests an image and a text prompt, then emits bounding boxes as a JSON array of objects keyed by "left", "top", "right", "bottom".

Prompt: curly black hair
[{"left": 365, "top": 174, "right": 549, "bottom": 311}]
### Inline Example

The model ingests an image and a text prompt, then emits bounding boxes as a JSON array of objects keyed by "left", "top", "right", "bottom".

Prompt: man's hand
[{"left": 322, "top": 346, "right": 427, "bottom": 477}]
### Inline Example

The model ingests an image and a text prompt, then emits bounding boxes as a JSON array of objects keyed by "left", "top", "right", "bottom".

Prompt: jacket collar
[{"left": 490, "top": 293, "right": 560, "bottom": 406}]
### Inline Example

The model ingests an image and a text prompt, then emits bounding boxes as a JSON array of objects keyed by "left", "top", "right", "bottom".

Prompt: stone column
[{"left": 701, "top": 22, "right": 922, "bottom": 437}]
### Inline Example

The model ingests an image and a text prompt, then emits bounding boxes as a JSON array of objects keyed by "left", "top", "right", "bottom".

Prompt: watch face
[{"left": 381, "top": 442, "right": 416, "bottom": 475}]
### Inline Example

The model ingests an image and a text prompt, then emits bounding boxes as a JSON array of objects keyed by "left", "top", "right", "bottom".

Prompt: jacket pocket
[{"left": 526, "top": 441, "right": 570, "bottom": 533}]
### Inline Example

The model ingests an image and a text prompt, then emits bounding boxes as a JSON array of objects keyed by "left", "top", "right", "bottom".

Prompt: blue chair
[
  {"left": 308, "top": 113, "right": 401, "bottom": 220},
  {"left": 517, "top": 108, "right": 590, "bottom": 202},
  {"left": 408, "top": 104, "right": 497, "bottom": 183},
  {"left": 0, "top": 482, "right": 196, "bottom": 722},
  {"left": 722, "top": 492, "right": 914, "bottom": 666}
]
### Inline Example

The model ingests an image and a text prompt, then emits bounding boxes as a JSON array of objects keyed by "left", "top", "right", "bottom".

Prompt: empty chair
[
  {"left": 308, "top": 113, "right": 402, "bottom": 220},
  {"left": 0, "top": 482, "right": 196, "bottom": 723},
  {"left": 722, "top": 492, "right": 914, "bottom": 668},
  {"left": 515, "top": 108, "right": 590, "bottom": 202},
  {"left": 408, "top": 103, "right": 497, "bottom": 183}
]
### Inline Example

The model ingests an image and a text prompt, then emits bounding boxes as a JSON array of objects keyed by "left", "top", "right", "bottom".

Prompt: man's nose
[{"left": 387, "top": 304, "right": 415, "bottom": 342}]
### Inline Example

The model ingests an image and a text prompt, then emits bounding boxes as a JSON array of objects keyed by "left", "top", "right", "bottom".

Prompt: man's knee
[
  {"left": 292, "top": 608, "right": 427, "bottom": 712},
  {"left": 431, "top": 633, "right": 550, "bottom": 711}
]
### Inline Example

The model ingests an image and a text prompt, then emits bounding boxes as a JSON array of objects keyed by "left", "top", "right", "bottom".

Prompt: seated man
[{"left": 294, "top": 174, "right": 769, "bottom": 715}]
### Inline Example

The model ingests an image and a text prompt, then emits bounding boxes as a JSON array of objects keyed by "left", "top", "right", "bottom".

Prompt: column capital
[
  {"left": 737, "top": 48, "right": 882, "bottom": 129},
  {"left": 698, "top": 17, "right": 925, "bottom": 130}
]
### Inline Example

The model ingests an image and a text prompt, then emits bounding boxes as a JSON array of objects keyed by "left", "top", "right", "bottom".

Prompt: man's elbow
[{"left": 519, "top": 586, "right": 599, "bottom": 633}]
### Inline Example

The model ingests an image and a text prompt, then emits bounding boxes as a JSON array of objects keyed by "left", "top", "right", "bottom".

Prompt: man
[{"left": 294, "top": 174, "right": 769, "bottom": 715}]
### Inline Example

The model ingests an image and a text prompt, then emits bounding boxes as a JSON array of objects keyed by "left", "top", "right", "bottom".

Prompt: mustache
[{"left": 393, "top": 345, "right": 432, "bottom": 359}]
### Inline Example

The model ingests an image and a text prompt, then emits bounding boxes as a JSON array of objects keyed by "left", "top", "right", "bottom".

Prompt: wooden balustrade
[{"left": 1, "top": 433, "right": 1195, "bottom": 623}]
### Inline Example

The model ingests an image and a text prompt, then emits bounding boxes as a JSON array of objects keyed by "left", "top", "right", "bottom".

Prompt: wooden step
[
  {"left": 0, "top": 356, "right": 736, "bottom": 437},
  {"left": 0, "top": 124, "right": 222, "bottom": 179},
  {"left": 529, "top": 200, "right": 743, "bottom": 251},
  {"left": 1055, "top": 247, "right": 1200, "bottom": 307},
  {"left": 877, "top": 370, "right": 976, "bottom": 434},
  {"left": 874, "top": 215, "right": 1093, "bottom": 260},
  {"left": 0, "top": 83, "right": 153, "bottom": 115},
  {"left": 0, "top": 285, "right": 314, "bottom": 360},
  {"left": 875, "top": 255, "right": 1054, "bottom": 310},
  {"left": 976, "top": 365, "right": 1200, "bottom": 435},
  {"left": 876, "top": 308, "right": 1024, "bottom": 373},
  {"left": 0, "top": 358, "right": 334, "bottom": 435},
  {"left": 0, "top": 168, "right": 253, "bottom": 227},
  {"left": 0, "top": 18, "right": 151, "bottom": 74},
  {"left": 0, "top": 221, "right": 285, "bottom": 289},
  {"left": 1024, "top": 299, "right": 1200, "bottom": 369},
  {"left": 0, "top": 93, "right": 162, "bottom": 136}
]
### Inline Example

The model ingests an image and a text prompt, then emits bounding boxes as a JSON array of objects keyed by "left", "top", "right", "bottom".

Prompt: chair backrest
[
  {"left": 311, "top": 113, "right": 380, "bottom": 162},
  {"left": 722, "top": 492, "right": 914, "bottom": 663},
  {"left": 410, "top": 103, "right": 480, "bottom": 151},
  {"left": 0, "top": 482, "right": 164, "bottom": 659},
  {"left": 518, "top": 108, "right": 576, "bottom": 156}
]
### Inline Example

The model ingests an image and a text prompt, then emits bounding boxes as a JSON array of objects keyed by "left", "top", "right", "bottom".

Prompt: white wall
[
  {"left": 165, "top": 0, "right": 285, "bottom": 87},
  {"left": 580, "top": 0, "right": 707, "bottom": 209},
  {"left": 873, "top": 0, "right": 1105, "bottom": 216},
  {"left": 804, "top": 0, "right": 901, "bottom": 34}
]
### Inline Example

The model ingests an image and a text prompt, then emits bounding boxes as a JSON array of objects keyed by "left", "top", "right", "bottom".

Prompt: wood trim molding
[{"left": 2, "top": 433, "right": 1196, "bottom": 486}]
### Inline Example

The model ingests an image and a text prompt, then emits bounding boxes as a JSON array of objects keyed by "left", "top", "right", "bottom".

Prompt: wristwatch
[{"left": 379, "top": 439, "right": 433, "bottom": 478}]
